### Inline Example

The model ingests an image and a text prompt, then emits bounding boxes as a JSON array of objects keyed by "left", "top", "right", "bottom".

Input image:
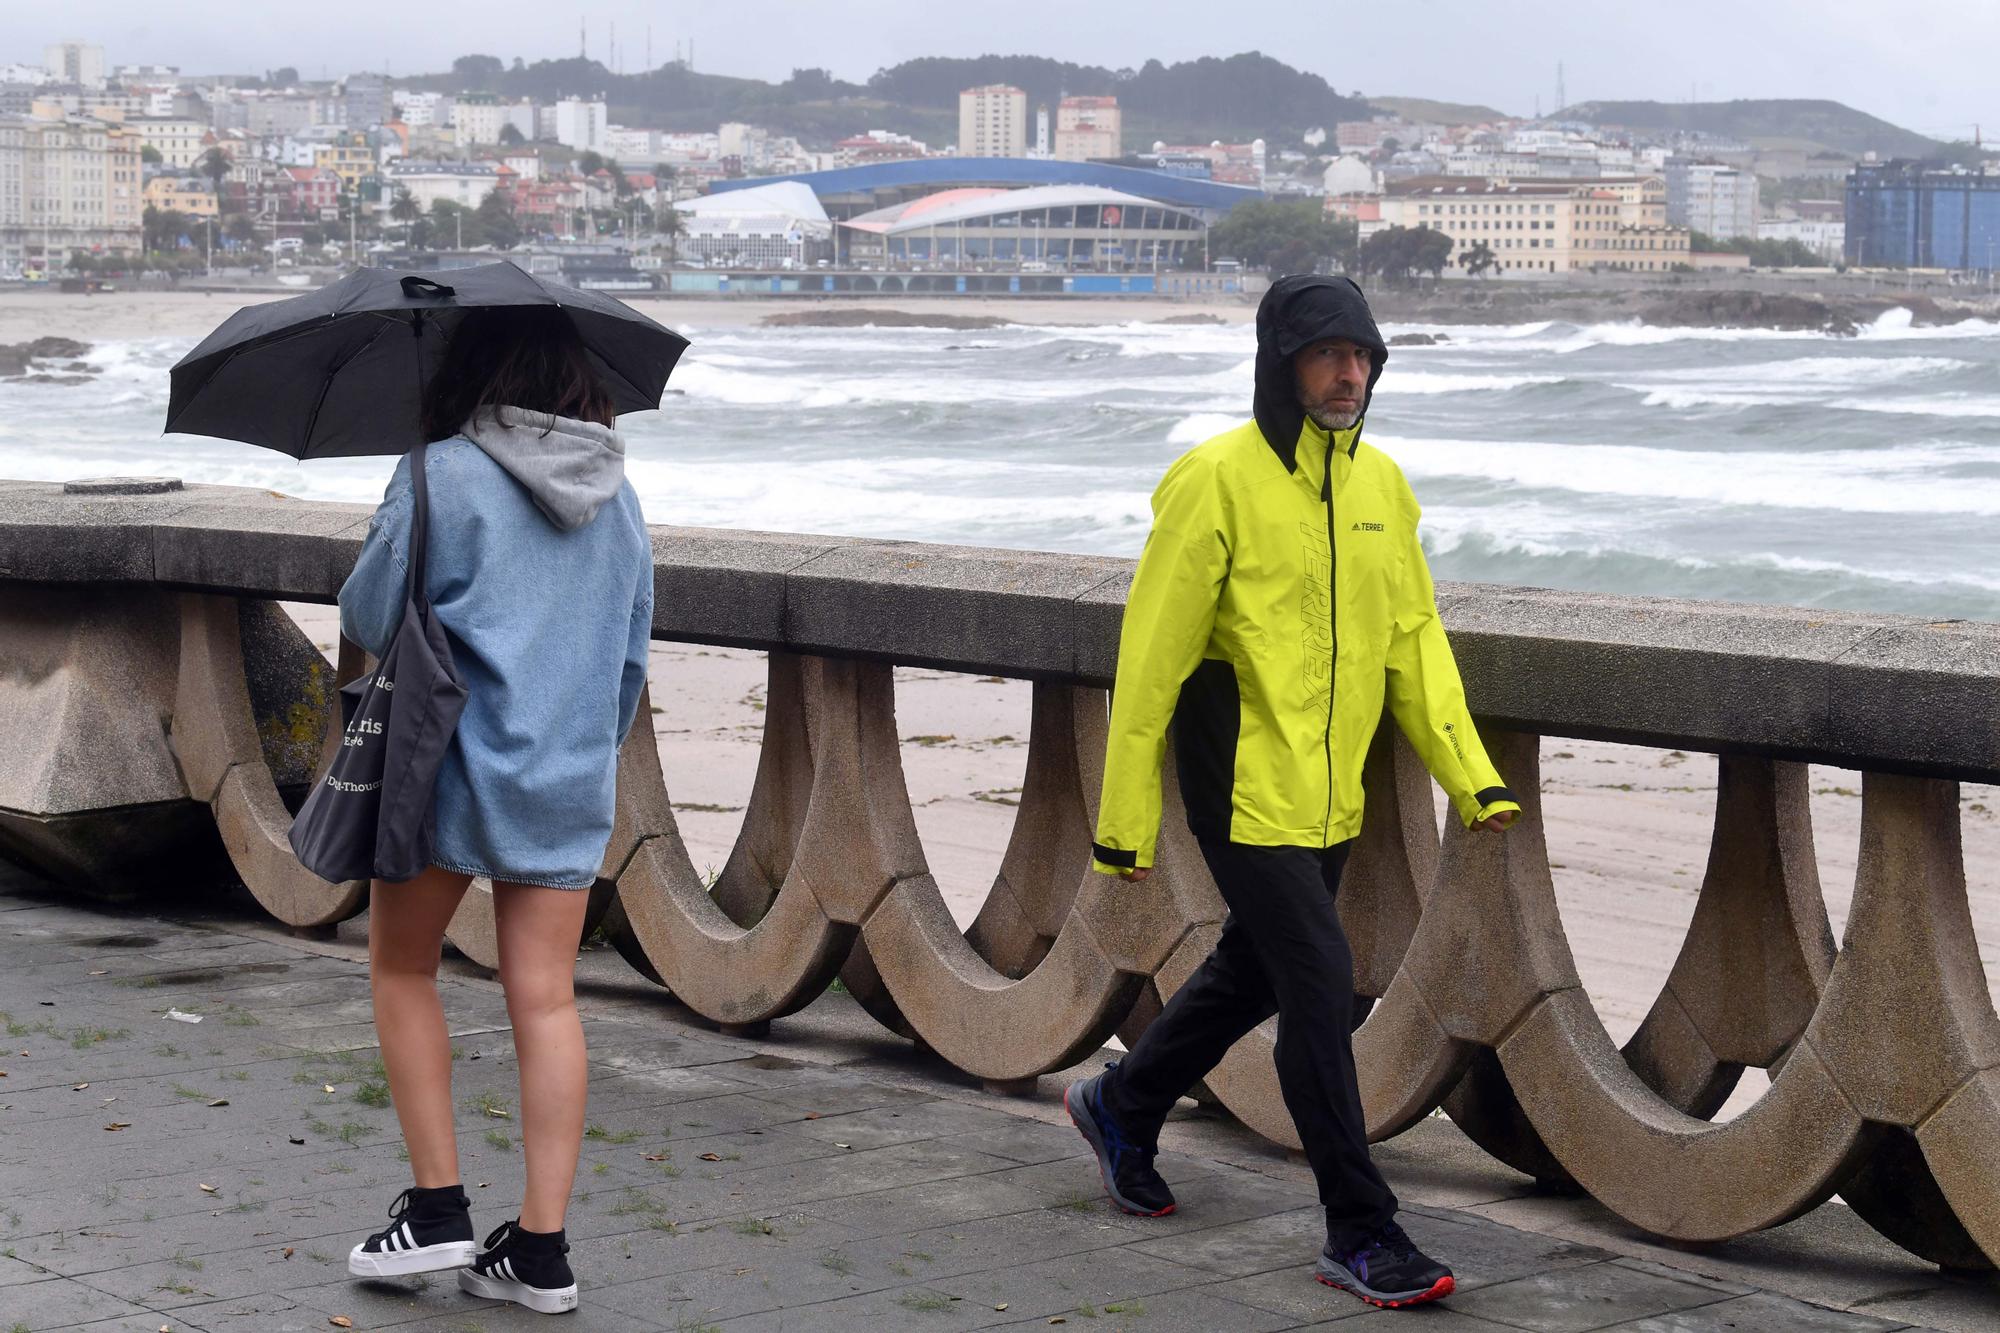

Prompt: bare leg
[
  {"left": 368, "top": 866, "right": 473, "bottom": 1189},
  {"left": 493, "top": 881, "right": 591, "bottom": 1233}
]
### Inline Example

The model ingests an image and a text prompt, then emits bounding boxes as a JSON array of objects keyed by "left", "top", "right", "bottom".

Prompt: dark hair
[{"left": 420, "top": 305, "right": 615, "bottom": 441}]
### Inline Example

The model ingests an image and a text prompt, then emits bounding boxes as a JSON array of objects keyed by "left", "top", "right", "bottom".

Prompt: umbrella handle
[{"left": 400, "top": 275, "right": 457, "bottom": 299}]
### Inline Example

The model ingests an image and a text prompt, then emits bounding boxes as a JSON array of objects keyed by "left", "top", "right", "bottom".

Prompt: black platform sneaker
[
  {"left": 458, "top": 1219, "right": 579, "bottom": 1315},
  {"left": 346, "top": 1184, "right": 477, "bottom": 1278}
]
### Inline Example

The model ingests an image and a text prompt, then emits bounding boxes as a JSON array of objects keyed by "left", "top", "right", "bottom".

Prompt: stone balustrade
[{"left": 3, "top": 478, "right": 1998, "bottom": 1272}]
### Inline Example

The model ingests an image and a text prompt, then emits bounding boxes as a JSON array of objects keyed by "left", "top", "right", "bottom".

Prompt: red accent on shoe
[{"left": 1315, "top": 1272, "right": 1454, "bottom": 1308}]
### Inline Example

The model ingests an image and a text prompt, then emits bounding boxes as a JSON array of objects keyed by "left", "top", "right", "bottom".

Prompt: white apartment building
[
  {"left": 1665, "top": 159, "right": 1759, "bottom": 240},
  {"left": 127, "top": 116, "right": 207, "bottom": 168},
  {"left": 394, "top": 91, "right": 454, "bottom": 129},
  {"left": 0, "top": 113, "right": 142, "bottom": 269},
  {"left": 378, "top": 160, "right": 501, "bottom": 217},
  {"left": 1758, "top": 216, "right": 1845, "bottom": 261},
  {"left": 550, "top": 98, "right": 608, "bottom": 153},
  {"left": 1053, "top": 96, "right": 1119, "bottom": 162},
  {"left": 958, "top": 85, "right": 1028, "bottom": 158},
  {"left": 43, "top": 42, "right": 106, "bottom": 90}
]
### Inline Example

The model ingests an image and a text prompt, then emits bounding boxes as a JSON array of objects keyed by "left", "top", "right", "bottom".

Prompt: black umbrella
[{"left": 166, "top": 262, "right": 689, "bottom": 459}]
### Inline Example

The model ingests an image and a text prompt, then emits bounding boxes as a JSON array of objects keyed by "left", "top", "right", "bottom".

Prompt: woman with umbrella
[{"left": 170, "top": 266, "right": 687, "bottom": 1316}]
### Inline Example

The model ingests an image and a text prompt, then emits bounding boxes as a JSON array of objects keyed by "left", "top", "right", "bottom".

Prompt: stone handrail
[{"left": 3, "top": 478, "right": 1999, "bottom": 1275}]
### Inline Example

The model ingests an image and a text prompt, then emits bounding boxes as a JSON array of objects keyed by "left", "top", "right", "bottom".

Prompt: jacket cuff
[
  {"left": 1472, "top": 786, "right": 1522, "bottom": 825},
  {"left": 1090, "top": 842, "right": 1138, "bottom": 868}
]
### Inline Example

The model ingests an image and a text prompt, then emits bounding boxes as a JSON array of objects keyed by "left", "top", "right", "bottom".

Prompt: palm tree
[
  {"left": 389, "top": 189, "right": 420, "bottom": 245},
  {"left": 197, "top": 147, "right": 233, "bottom": 215},
  {"left": 656, "top": 205, "right": 685, "bottom": 263}
]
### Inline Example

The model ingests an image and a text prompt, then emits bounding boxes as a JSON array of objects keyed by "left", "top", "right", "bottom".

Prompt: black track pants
[{"left": 1101, "top": 838, "right": 1396, "bottom": 1249}]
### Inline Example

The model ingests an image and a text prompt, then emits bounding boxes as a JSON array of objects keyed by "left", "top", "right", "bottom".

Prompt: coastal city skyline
[{"left": 7, "top": 0, "right": 1996, "bottom": 138}]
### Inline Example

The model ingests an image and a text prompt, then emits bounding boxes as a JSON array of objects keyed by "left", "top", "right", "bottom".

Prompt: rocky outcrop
[{"left": 0, "top": 337, "right": 97, "bottom": 380}]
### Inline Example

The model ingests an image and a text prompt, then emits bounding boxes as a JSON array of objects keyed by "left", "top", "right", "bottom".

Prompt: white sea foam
[
  {"left": 1379, "top": 370, "right": 1568, "bottom": 395},
  {"left": 1384, "top": 433, "right": 2000, "bottom": 517}
]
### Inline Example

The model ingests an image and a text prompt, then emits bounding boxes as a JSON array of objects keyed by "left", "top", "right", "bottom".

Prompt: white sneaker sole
[
  {"left": 459, "top": 1266, "right": 580, "bottom": 1314},
  {"left": 347, "top": 1239, "right": 477, "bottom": 1278}
]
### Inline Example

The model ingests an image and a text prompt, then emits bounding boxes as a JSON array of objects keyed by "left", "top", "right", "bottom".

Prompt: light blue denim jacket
[{"left": 337, "top": 435, "right": 653, "bottom": 888}]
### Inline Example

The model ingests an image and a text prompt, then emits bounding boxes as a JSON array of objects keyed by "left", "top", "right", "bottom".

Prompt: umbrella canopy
[{"left": 165, "top": 262, "right": 689, "bottom": 459}]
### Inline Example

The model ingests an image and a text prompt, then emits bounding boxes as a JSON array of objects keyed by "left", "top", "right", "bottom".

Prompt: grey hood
[{"left": 462, "top": 406, "right": 626, "bottom": 532}]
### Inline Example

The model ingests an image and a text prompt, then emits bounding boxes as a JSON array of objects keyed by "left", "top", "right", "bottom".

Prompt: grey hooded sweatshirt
[{"left": 462, "top": 405, "right": 629, "bottom": 532}]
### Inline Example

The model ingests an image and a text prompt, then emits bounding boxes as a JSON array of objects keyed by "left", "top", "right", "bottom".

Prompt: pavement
[{"left": 0, "top": 864, "right": 1989, "bottom": 1333}]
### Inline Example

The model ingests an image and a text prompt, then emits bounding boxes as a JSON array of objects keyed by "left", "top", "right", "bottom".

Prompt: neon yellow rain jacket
[{"left": 1091, "top": 276, "right": 1519, "bottom": 874}]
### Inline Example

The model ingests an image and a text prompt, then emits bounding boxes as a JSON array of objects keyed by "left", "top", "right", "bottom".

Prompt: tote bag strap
[{"left": 406, "top": 439, "right": 434, "bottom": 614}]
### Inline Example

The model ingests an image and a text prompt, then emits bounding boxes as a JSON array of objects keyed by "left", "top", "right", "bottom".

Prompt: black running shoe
[
  {"left": 1315, "top": 1220, "right": 1455, "bottom": 1308},
  {"left": 346, "top": 1184, "right": 476, "bottom": 1278},
  {"left": 458, "top": 1219, "right": 579, "bottom": 1315},
  {"left": 1063, "top": 1065, "right": 1176, "bottom": 1217}
]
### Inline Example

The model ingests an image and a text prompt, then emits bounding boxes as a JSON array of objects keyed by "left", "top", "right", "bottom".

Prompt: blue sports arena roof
[{"left": 710, "top": 158, "right": 1264, "bottom": 216}]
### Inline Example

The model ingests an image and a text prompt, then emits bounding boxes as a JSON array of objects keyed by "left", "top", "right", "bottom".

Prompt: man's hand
[{"left": 1473, "top": 810, "right": 1517, "bottom": 833}]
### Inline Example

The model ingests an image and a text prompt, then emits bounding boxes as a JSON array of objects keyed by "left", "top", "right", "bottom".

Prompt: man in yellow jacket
[{"left": 1064, "top": 275, "right": 1519, "bottom": 1312}]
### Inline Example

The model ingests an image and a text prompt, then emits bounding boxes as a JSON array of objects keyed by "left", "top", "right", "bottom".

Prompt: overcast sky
[{"left": 10, "top": 1, "right": 1993, "bottom": 142}]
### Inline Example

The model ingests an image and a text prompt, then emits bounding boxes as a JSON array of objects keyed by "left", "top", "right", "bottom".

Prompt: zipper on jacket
[{"left": 1319, "top": 443, "right": 1337, "bottom": 846}]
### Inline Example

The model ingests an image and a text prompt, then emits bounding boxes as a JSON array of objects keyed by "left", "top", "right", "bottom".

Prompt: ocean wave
[
  {"left": 1384, "top": 432, "right": 2000, "bottom": 516},
  {"left": 1825, "top": 394, "right": 2000, "bottom": 419},
  {"left": 1380, "top": 370, "right": 1570, "bottom": 395}
]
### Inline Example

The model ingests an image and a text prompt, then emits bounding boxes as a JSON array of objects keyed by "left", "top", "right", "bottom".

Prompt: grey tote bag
[{"left": 290, "top": 441, "right": 468, "bottom": 883}]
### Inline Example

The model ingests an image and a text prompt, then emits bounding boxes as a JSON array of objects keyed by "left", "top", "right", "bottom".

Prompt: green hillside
[
  {"left": 1560, "top": 99, "right": 1941, "bottom": 158},
  {"left": 1366, "top": 96, "right": 1514, "bottom": 127},
  {"left": 411, "top": 50, "right": 1370, "bottom": 152}
]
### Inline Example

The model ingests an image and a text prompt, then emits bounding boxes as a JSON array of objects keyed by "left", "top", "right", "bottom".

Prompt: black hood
[{"left": 1252, "top": 274, "right": 1388, "bottom": 473}]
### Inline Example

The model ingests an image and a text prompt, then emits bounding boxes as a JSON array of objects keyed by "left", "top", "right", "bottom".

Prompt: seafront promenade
[
  {"left": 2, "top": 476, "right": 1998, "bottom": 1329},
  {"left": 0, "top": 873, "right": 1974, "bottom": 1332}
]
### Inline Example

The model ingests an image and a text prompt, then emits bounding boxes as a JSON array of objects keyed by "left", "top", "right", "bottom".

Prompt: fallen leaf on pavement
[
  {"left": 288, "top": 1135, "right": 305, "bottom": 1145},
  {"left": 88, "top": 969, "right": 107, "bottom": 976},
  {"left": 804, "top": 1112, "right": 821, "bottom": 1120},
  {"left": 283, "top": 1246, "right": 295, "bottom": 1259},
  {"left": 835, "top": 1142, "right": 851, "bottom": 1150},
  {"left": 330, "top": 1318, "right": 353, "bottom": 1329},
  {"left": 199, "top": 1183, "right": 218, "bottom": 1193},
  {"left": 642, "top": 1153, "right": 666, "bottom": 1162},
  {"left": 698, "top": 1152, "right": 722, "bottom": 1162},
  {"left": 995, "top": 1303, "right": 1008, "bottom": 1310},
  {"left": 207, "top": 1099, "right": 229, "bottom": 1108},
  {"left": 73, "top": 1082, "right": 88, "bottom": 1090},
  {"left": 485, "top": 1107, "right": 510, "bottom": 1119},
  {"left": 104, "top": 1121, "right": 131, "bottom": 1131},
  {"left": 476, "top": 1181, "right": 491, "bottom": 1188},
  {"left": 322, "top": 1084, "right": 336, "bottom": 1094}
]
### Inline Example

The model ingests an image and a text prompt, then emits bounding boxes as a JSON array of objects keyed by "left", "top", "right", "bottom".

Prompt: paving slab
[{"left": 0, "top": 879, "right": 1969, "bottom": 1333}]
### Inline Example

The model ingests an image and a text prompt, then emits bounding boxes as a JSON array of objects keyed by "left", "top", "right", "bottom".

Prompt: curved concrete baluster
[
  {"left": 1832, "top": 775, "right": 2000, "bottom": 1269},
  {"left": 859, "top": 675, "right": 1173, "bottom": 1083},
  {"left": 1461, "top": 736, "right": 1866, "bottom": 1239},
  {"left": 173, "top": 595, "right": 366, "bottom": 928},
  {"left": 607, "top": 657, "right": 859, "bottom": 1027},
  {"left": 963, "top": 684, "right": 1098, "bottom": 979},
  {"left": 837, "top": 681, "right": 1101, "bottom": 1042},
  {"left": 1622, "top": 757, "right": 1832, "bottom": 1112},
  {"left": 1444, "top": 754, "right": 1833, "bottom": 1184}
]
